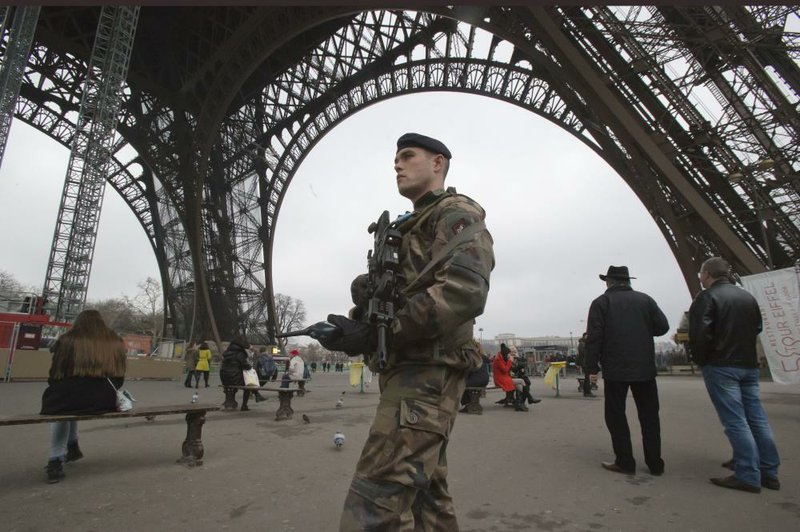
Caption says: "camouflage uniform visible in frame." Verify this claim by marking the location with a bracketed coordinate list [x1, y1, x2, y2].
[340, 187, 494, 531]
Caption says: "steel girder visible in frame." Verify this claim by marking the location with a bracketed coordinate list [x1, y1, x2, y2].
[8, 6, 799, 342]
[0, 6, 40, 166]
[42, 6, 140, 323]
[15, 43, 190, 337]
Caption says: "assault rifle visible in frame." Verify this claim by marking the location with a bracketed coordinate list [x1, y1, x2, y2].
[366, 210, 405, 371]
[276, 210, 405, 370]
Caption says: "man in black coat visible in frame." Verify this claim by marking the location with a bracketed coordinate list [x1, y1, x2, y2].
[586, 265, 670, 476]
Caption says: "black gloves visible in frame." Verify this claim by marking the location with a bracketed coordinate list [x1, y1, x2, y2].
[318, 314, 377, 355]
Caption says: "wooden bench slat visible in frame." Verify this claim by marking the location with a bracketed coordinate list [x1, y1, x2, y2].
[0, 404, 220, 426]
[226, 386, 310, 393]
[0, 404, 219, 467]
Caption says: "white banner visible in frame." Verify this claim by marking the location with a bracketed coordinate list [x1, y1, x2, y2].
[741, 266, 800, 385]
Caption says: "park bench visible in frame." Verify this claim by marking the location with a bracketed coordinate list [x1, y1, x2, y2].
[0, 403, 220, 467]
[461, 385, 498, 415]
[221, 379, 308, 421]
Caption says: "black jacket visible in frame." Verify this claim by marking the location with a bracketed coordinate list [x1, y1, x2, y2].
[585, 284, 669, 381]
[219, 341, 252, 386]
[688, 278, 762, 368]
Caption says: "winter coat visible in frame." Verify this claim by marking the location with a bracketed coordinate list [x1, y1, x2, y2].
[256, 353, 277, 380]
[492, 352, 515, 392]
[41, 335, 126, 415]
[41, 377, 124, 415]
[184, 346, 199, 370]
[219, 342, 252, 386]
[195, 348, 212, 372]
[576, 335, 587, 367]
[288, 355, 305, 381]
[688, 278, 762, 368]
[585, 284, 669, 381]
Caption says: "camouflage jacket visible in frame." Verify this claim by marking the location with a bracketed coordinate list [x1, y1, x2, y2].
[367, 187, 494, 373]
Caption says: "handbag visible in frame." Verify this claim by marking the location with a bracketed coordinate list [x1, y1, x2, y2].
[243, 368, 260, 387]
[107, 378, 136, 412]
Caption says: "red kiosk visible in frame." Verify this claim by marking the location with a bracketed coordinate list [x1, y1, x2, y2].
[1, 295, 71, 382]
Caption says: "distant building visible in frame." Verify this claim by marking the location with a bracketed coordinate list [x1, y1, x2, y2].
[123, 334, 152, 356]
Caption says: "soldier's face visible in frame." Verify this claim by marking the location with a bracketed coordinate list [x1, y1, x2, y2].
[394, 147, 444, 202]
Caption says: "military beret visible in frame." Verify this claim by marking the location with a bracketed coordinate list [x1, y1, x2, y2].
[396, 132, 452, 159]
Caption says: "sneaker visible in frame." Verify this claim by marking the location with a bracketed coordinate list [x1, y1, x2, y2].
[65, 441, 83, 463]
[45, 459, 65, 484]
[583, 392, 597, 398]
[761, 476, 780, 491]
[240, 405, 250, 411]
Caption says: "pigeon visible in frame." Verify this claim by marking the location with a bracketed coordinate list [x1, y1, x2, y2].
[302, 414, 310, 424]
[334, 430, 345, 448]
[336, 397, 344, 408]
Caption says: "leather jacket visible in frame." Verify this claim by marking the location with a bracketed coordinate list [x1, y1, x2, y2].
[688, 278, 762, 368]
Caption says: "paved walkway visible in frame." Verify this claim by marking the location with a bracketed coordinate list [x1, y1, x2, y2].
[0, 372, 797, 531]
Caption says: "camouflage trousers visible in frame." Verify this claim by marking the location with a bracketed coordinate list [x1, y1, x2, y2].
[339, 364, 468, 532]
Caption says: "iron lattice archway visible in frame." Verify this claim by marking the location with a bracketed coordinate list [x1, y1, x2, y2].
[12, 5, 799, 342]
[213, 7, 800, 339]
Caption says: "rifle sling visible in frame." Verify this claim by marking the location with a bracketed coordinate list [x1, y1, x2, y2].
[401, 220, 486, 295]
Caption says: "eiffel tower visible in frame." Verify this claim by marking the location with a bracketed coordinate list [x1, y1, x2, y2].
[1, 6, 797, 347]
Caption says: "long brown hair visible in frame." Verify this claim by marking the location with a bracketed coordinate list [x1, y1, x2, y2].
[49, 309, 126, 380]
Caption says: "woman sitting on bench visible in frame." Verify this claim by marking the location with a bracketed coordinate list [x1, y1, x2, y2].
[492, 343, 528, 412]
[40, 309, 127, 483]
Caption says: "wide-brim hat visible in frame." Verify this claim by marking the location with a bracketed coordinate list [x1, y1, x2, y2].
[599, 265, 636, 281]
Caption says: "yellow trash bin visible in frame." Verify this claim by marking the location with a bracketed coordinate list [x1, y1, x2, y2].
[349, 361, 365, 387]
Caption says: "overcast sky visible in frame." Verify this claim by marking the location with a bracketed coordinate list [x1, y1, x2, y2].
[0, 91, 692, 342]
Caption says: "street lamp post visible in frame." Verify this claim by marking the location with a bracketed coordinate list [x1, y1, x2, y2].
[479, 327, 483, 344]
[570, 331, 574, 352]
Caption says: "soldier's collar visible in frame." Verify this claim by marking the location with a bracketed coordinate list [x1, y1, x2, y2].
[413, 187, 456, 211]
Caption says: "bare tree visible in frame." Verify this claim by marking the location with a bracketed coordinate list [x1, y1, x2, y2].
[89, 297, 138, 332]
[1, 270, 39, 312]
[0, 270, 37, 294]
[303, 342, 323, 362]
[133, 277, 164, 344]
[274, 293, 306, 351]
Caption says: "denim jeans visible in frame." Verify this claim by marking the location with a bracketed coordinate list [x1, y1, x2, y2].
[49, 421, 78, 461]
[702, 366, 780, 486]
